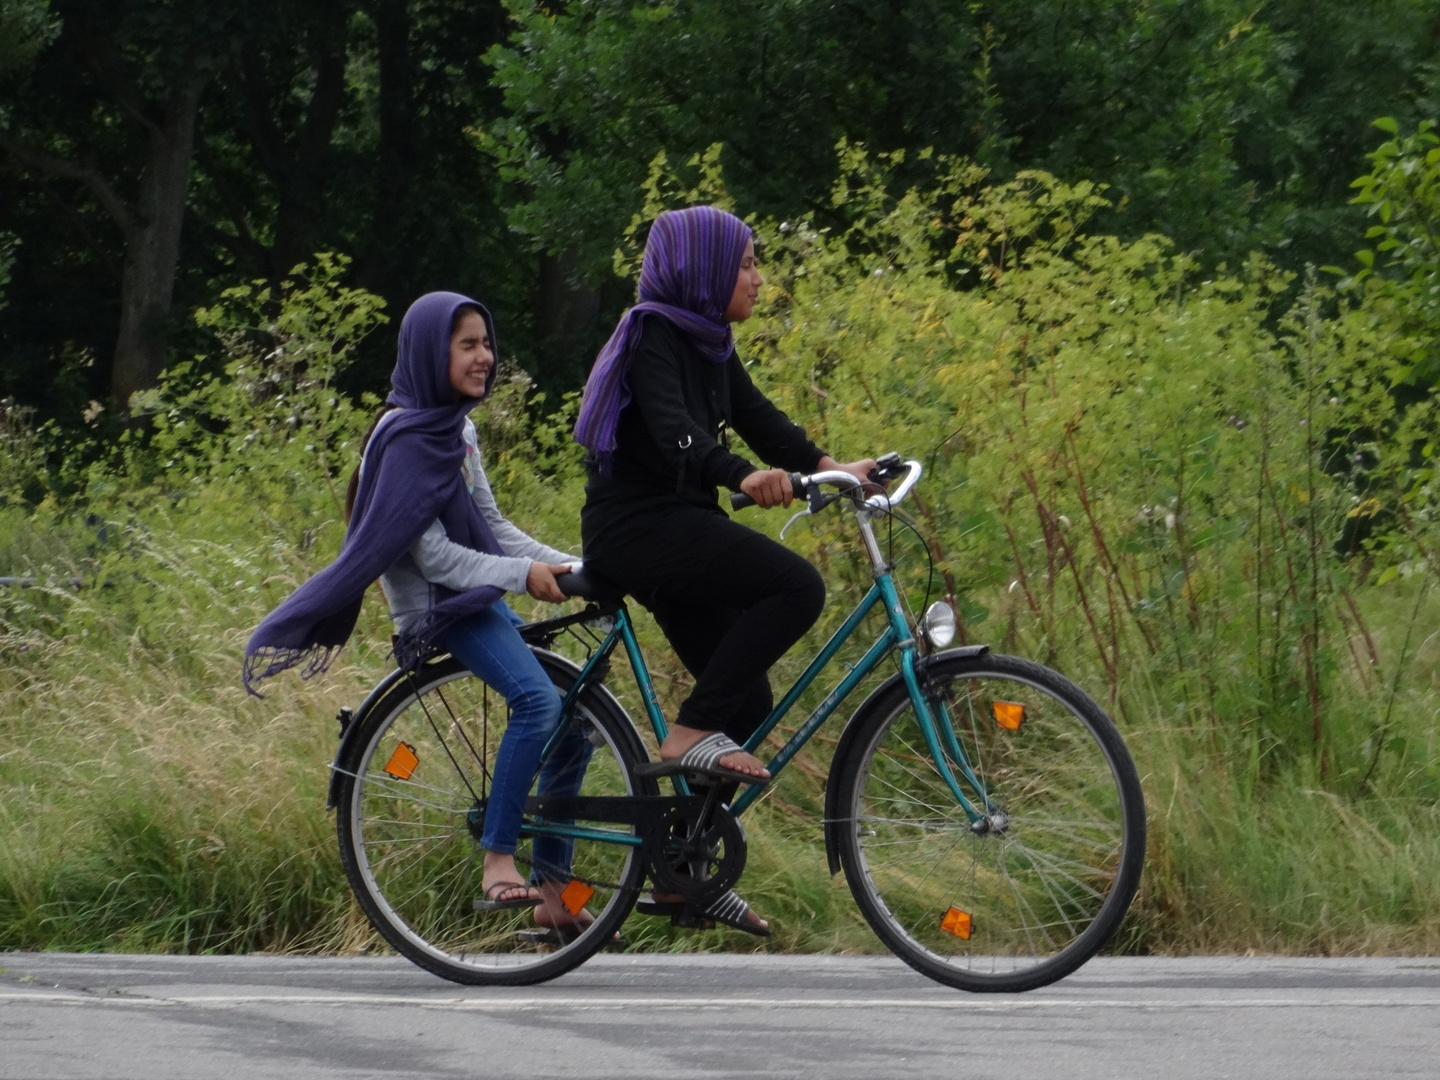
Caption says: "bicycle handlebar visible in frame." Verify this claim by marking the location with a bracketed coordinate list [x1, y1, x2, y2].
[727, 455, 922, 513]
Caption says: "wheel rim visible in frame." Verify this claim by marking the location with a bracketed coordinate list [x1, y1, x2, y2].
[346, 665, 638, 976]
[849, 666, 1136, 984]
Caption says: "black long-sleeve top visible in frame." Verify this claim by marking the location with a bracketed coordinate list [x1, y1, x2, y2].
[580, 315, 826, 570]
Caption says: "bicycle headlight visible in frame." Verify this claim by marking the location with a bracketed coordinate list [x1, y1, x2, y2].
[921, 600, 957, 648]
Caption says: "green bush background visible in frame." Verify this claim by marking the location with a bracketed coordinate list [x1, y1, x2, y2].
[1, 139, 1437, 956]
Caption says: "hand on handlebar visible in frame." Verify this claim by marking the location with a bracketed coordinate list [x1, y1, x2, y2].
[738, 468, 796, 509]
[817, 455, 885, 496]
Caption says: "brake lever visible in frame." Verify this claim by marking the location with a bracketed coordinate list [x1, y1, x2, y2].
[780, 491, 844, 539]
[779, 507, 811, 540]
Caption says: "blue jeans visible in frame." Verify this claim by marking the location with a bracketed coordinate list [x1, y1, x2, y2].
[442, 604, 593, 882]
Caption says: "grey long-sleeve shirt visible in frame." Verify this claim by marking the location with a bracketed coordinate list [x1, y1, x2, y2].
[367, 412, 578, 632]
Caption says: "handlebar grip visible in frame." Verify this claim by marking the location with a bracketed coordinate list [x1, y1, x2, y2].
[729, 472, 805, 511]
[729, 491, 755, 510]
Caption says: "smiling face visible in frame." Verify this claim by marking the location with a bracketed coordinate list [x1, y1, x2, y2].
[723, 239, 763, 322]
[447, 309, 494, 398]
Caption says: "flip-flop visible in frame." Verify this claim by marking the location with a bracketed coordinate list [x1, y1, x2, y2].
[632, 732, 770, 786]
[474, 880, 543, 911]
[634, 888, 771, 938]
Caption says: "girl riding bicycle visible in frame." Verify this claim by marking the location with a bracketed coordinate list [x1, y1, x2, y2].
[574, 206, 874, 933]
[244, 291, 587, 933]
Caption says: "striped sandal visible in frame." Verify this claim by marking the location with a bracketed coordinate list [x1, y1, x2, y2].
[632, 732, 770, 786]
[634, 888, 771, 938]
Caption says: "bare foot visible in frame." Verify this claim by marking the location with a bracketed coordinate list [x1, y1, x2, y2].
[534, 883, 626, 947]
[534, 881, 588, 929]
[658, 727, 770, 780]
[482, 851, 540, 904]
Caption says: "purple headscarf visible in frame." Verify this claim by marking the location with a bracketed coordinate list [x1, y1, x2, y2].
[243, 291, 505, 693]
[574, 206, 751, 470]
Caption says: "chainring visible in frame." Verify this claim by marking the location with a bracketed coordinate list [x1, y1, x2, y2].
[644, 803, 746, 905]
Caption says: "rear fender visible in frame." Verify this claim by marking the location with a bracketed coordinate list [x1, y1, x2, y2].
[326, 657, 459, 811]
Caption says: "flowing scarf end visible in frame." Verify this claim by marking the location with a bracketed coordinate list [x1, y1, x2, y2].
[243, 644, 341, 698]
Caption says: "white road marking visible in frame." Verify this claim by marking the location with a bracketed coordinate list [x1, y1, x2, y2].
[2, 992, 1438, 1011]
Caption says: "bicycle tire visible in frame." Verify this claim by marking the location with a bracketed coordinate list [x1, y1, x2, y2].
[334, 649, 653, 985]
[833, 651, 1145, 993]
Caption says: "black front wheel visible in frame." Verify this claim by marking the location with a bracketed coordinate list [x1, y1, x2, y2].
[832, 651, 1145, 993]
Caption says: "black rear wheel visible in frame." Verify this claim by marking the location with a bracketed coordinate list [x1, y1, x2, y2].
[334, 651, 652, 985]
[833, 651, 1145, 992]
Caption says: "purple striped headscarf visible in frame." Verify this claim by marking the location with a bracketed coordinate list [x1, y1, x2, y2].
[574, 206, 751, 470]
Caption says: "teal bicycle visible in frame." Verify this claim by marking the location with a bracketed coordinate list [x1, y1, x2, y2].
[329, 454, 1146, 993]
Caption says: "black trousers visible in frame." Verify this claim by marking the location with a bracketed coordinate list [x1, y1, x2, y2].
[588, 518, 825, 745]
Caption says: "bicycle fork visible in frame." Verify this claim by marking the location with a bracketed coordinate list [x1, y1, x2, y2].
[872, 569, 1007, 833]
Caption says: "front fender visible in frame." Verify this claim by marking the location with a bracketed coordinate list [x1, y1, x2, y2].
[821, 644, 989, 876]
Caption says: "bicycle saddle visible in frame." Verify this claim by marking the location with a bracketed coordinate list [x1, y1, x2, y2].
[555, 564, 626, 603]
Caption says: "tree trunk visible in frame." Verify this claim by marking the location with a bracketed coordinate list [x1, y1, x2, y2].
[355, 0, 415, 299]
[266, 1, 351, 281]
[532, 250, 603, 391]
[109, 76, 207, 411]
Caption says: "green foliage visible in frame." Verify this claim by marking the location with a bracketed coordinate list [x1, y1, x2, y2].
[1348, 118, 1440, 391]
[0, 397, 45, 508]
[125, 252, 389, 503]
[5, 0, 1438, 423]
[484, 0, 1439, 289]
[0, 0, 58, 79]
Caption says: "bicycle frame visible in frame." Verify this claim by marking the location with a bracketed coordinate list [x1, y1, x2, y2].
[524, 466, 995, 854]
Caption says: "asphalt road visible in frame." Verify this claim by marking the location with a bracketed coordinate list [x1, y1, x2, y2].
[2, 953, 1437, 1079]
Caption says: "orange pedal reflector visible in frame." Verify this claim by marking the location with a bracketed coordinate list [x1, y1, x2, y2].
[940, 906, 974, 940]
[383, 741, 419, 780]
[560, 879, 595, 915]
[992, 701, 1026, 731]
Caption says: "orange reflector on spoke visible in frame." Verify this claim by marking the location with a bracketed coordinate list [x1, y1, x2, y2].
[560, 879, 595, 915]
[940, 906, 973, 940]
[383, 741, 419, 780]
[992, 701, 1026, 731]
